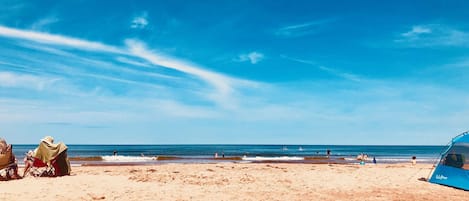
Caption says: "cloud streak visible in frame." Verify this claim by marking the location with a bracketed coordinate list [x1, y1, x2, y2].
[30, 16, 59, 30]
[0, 25, 124, 53]
[274, 18, 336, 38]
[282, 56, 362, 82]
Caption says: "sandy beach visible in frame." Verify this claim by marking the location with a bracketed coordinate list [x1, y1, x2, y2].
[0, 163, 466, 201]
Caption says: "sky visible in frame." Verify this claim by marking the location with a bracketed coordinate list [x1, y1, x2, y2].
[1, 0, 469, 145]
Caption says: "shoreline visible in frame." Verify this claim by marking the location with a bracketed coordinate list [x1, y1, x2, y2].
[16, 155, 439, 167]
[64, 155, 437, 165]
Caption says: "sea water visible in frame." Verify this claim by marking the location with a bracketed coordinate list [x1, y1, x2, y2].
[11, 144, 446, 165]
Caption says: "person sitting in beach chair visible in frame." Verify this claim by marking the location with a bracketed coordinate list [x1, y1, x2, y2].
[24, 136, 71, 177]
[0, 138, 21, 180]
[443, 151, 465, 169]
[23, 150, 34, 177]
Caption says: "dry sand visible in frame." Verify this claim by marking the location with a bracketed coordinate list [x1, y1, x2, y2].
[0, 163, 467, 201]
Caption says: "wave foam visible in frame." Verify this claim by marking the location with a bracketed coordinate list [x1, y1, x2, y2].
[101, 155, 156, 162]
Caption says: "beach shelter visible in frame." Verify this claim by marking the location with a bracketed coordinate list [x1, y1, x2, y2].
[429, 131, 469, 190]
[32, 136, 71, 176]
[0, 140, 15, 178]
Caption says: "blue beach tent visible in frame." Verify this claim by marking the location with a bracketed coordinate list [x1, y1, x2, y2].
[429, 131, 469, 190]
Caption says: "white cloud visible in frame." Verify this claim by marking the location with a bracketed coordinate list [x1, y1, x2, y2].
[396, 24, 469, 47]
[238, 52, 264, 64]
[131, 13, 149, 29]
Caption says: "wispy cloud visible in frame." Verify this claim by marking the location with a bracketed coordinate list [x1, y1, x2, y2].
[125, 39, 238, 107]
[282, 55, 362, 82]
[401, 25, 432, 37]
[130, 12, 149, 29]
[0, 25, 247, 107]
[15, 42, 74, 57]
[395, 24, 469, 47]
[275, 18, 336, 38]
[237, 52, 264, 64]
[30, 16, 59, 30]
[0, 71, 60, 90]
[0, 25, 124, 53]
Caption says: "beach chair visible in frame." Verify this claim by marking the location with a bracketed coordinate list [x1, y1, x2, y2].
[27, 136, 71, 177]
[26, 156, 53, 177]
[0, 144, 20, 180]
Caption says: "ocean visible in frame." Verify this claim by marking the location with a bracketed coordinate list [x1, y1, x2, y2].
[11, 144, 447, 165]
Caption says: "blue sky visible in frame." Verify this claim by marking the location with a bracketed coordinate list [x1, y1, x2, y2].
[1, 0, 469, 144]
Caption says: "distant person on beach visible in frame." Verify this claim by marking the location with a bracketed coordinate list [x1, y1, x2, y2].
[214, 152, 218, 158]
[222, 152, 225, 158]
[326, 149, 331, 158]
[412, 156, 417, 166]
[113, 150, 117, 156]
[373, 157, 377, 164]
